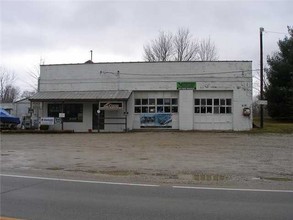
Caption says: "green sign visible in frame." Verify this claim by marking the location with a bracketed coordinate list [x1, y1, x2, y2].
[177, 82, 196, 90]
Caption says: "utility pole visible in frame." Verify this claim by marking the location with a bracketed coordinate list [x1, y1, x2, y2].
[260, 27, 264, 128]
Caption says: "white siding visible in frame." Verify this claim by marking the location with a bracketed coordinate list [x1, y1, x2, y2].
[37, 61, 252, 131]
[40, 62, 252, 92]
[179, 90, 194, 130]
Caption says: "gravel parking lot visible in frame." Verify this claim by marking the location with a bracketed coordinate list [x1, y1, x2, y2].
[1, 132, 293, 189]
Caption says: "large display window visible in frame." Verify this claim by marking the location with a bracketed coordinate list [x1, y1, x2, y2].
[48, 104, 83, 122]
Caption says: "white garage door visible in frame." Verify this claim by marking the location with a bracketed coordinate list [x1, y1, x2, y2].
[193, 91, 233, 130]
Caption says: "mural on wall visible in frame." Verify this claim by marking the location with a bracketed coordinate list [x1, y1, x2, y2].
[140, 113, 172, 128]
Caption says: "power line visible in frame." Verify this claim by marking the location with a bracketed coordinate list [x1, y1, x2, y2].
[40, 69, 260, 83]
[118, 69, 260, 76]
[264, 30, 288, 35]
[41, 79, 252, 84]
[38, 68, 259, 88]
[253, 74, 261, 81]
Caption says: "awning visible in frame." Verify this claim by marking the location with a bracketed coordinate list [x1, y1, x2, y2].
[30, 90, 132, 101]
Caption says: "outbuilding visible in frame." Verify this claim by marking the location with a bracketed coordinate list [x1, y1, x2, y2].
[30, 61, 253, 132]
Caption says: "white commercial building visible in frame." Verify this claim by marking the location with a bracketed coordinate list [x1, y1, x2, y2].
[30, 61, 253, 132]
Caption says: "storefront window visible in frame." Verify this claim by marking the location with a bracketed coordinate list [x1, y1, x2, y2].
[48, 103, 83, 122]
[48, 104, 62, 118]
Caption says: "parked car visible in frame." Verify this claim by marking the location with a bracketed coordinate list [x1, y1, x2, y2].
[0, 108, 20, 129]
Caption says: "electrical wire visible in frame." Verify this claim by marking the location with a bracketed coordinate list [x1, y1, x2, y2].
[264, 30, 288, 35]
[40, 69, 260, 83]
[41, 79, 252, 84]
[118, 69, 259, 76]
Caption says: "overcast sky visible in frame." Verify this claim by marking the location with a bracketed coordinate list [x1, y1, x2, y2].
[1, 0, 292, 94]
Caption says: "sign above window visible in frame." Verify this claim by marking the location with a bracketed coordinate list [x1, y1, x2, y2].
[99, 102, 123, 110]
[177, 82, 196, 90]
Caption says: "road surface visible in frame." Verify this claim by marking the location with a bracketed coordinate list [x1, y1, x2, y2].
[1, 174, 293, 220]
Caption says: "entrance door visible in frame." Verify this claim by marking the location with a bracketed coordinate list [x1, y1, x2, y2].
[92, 104, 105, 130]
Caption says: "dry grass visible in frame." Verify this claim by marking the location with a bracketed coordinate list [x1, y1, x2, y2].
[252, 118, 293, 133]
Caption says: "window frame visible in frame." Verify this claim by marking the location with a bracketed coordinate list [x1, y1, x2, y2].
[194, 98, 232, 115]
[134, 98, 178, 114]
[48, 103, 83, 122]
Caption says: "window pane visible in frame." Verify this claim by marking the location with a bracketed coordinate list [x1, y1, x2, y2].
[157, 106, 164, 113]
[201, 99, 206, 105]
[214, 99, 219, 105]
[226, 99, 232, 106]
[135, 99, 141, 105]
[195, 99, 200, 105]
[214, 107, 219, 114]
[172, 106, 178, 113]
[164, 98, 171, 105]
[149, 98, 155, 105]
[77, 113, 83, 121]
[63, 104, 83, 122]
[142, 99, 148, 105]
[220, 99, 225, 105]
[142, 106, 148, 113]
[172, 98, 178, 105]
[207, 107, 212, 113]
[149, 106, 155, 113]
[157, 98, 163, 105]
[220, 107, 225, 113]
[226, 107, 232, 114]
[201, 106, 206, 113]
[135, 107, 141, 113]
[195, 107, 200, 113]
[164, 106, 170, 113]
[48, 104, 62, 117]
[207, 99, 212, 105]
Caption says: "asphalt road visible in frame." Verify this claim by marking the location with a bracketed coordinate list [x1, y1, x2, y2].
[1, 175, 293, 220]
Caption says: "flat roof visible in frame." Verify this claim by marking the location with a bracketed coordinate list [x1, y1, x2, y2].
[41, 60, 252, 67]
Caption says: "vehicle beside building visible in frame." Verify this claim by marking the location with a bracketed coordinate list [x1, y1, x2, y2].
[0, 98, 31, 129]
[0, 108, 20, 129]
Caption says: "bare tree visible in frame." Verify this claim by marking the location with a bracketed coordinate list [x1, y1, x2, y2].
[0, 67, 20, 103]
[143, 31, 173, 62]
[143, 28, 218, 62]
[2, 85, 19, 102]
[25, 57, 44, 92]
[198, 37, 218, 61]
[173, 28, 199, 61]
[26, 65, 40, 92]
[21, 90, 36, 99]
